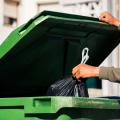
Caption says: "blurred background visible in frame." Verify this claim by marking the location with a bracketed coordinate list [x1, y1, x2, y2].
[0, 0, 120, 97]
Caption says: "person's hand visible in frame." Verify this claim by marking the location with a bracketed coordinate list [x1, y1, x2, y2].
[72, 64, 99, 80]
[99, 11, 120, 27]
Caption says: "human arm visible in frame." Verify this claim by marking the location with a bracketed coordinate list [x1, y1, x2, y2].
[72, 12, 120, 82]
[99, 66, 120, 82]
[72, 64, 120, 83]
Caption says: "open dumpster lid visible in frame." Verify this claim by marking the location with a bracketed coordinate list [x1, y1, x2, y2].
[0, 11, 120, 97]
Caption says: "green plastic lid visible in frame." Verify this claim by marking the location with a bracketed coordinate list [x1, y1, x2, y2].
[0, 11, 120, 97]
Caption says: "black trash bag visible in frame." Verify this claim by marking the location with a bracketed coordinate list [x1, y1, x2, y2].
[47, 75, 89, 97]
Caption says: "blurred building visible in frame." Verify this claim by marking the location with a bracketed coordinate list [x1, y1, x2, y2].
[0, 0, 120, 97]
[0, 0, 104, 44]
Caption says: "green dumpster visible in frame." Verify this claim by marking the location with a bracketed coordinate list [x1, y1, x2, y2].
[0, 97, 119, 120]
[0, 11, 120, 119]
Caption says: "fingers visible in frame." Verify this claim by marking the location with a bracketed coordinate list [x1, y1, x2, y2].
[99, 12, 105, 20]
[98, 11, 118, 26]
[72, 64, 84, 79]
[99, 14, 105, 20]
[99, 13, 107, 21]
[75, 70, 81, 79]
[72, 64, 80, 75]
[73, 69, 86, 79]
[99, 11, 112, 22]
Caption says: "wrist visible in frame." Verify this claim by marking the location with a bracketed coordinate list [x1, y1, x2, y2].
[95, 67, 99, 77]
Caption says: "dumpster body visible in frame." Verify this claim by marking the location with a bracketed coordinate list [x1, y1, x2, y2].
[0, 11, 120, 119]
[0, 97, 120, 120]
